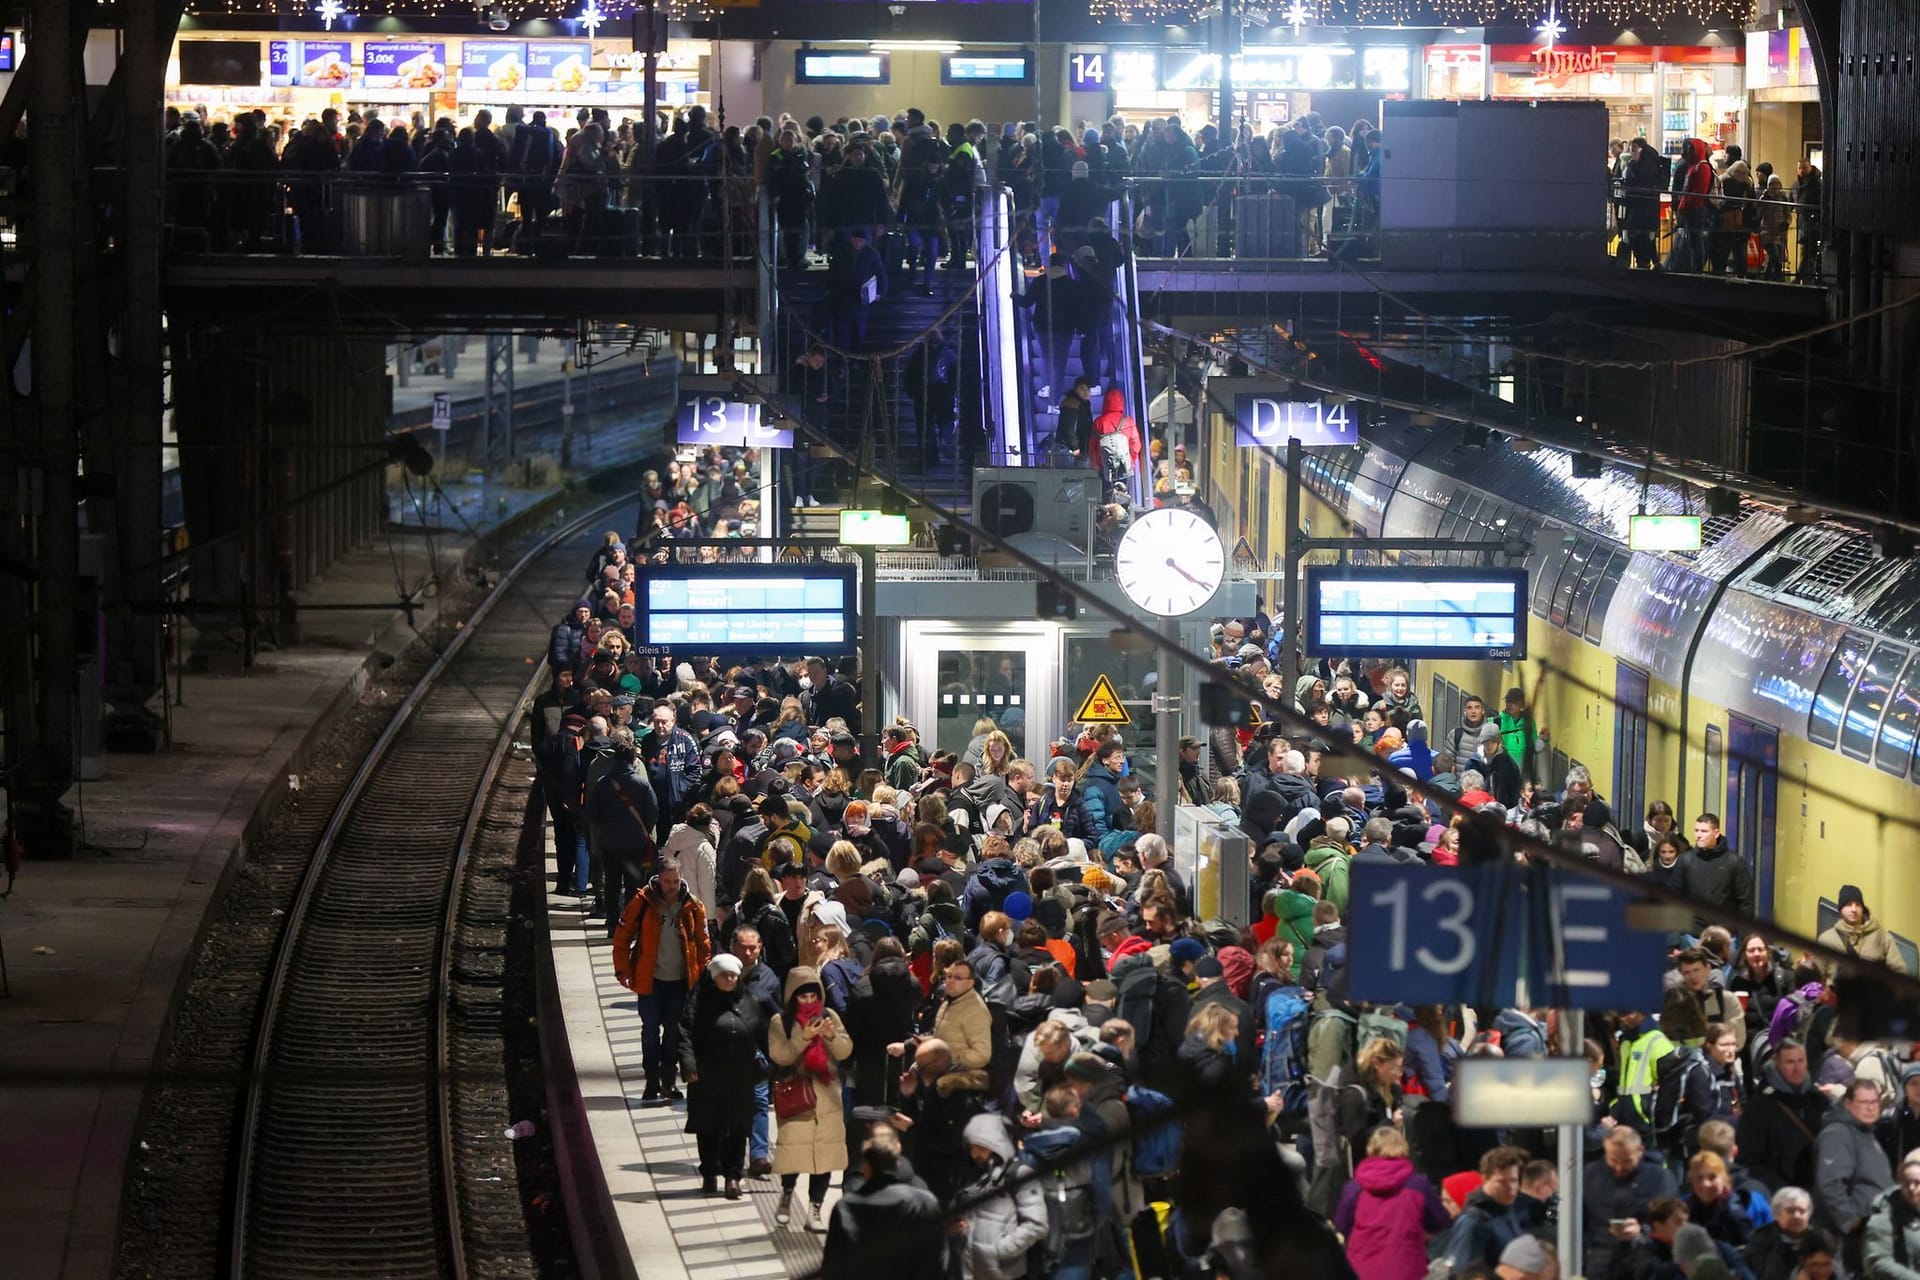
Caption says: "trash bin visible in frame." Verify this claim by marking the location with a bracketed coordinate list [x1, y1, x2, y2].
[338, 184, 431, 262]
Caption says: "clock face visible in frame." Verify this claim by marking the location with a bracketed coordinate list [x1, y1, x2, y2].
[1115, 507, 1226, 617]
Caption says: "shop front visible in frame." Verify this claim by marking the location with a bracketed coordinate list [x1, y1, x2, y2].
[1083, 42, 1414, 135]
[1485, 42, 1743, 157]
[166, 32, 714, 132]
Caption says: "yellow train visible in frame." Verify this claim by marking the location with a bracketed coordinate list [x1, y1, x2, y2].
[1207, 406, 1920, 960]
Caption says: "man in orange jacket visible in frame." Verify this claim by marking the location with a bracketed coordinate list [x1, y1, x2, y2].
[612, 857, 712, 1101]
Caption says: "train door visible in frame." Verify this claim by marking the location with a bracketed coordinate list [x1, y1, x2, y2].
[1613, 664, 1649, 833]
[1725, 715, 1780, 918]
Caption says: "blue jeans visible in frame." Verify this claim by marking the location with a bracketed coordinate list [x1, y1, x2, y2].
[1054, 1238, 1096, 1280]
[751, 1076, 771, 1161]
[635, 978, 689, 1091]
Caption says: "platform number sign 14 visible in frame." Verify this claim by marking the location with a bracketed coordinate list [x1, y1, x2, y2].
[1070, 51, 1105, 92]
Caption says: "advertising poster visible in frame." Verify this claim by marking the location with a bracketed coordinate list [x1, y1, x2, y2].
[526, 42, 592, 93]
[271, 40, 352, 88]
[362, 42, 446, 90]
[462, 41, 528, 92]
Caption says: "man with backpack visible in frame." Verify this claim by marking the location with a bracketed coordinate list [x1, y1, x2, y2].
[1089, 388, 1141, 491]
[1022, 1083, 1111, 1280]
[1109, 944, 1193, 1092]
[1737, 1039, 1827, 1193]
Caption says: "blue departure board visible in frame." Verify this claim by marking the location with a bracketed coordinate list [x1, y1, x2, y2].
[1306, 566, 1528, 660]
[640, 565, 858, 656]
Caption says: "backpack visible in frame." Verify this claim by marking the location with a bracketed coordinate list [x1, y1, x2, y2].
[1705, 166, 1726, 213]
[1098, 425, 1133, 475]
[1115, 960, 1187, 1084]
[1358, 1008, 1409, 1052]
[1125, 1084, 1182, 1178]
[1259, 985, 1312, 1095]
[1022, 1131, 1097, 1265]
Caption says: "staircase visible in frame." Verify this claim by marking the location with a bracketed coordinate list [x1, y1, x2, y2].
[769, 257, 980, 520]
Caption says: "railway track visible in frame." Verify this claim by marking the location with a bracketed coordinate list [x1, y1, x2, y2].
[225, 494, 635, 1280]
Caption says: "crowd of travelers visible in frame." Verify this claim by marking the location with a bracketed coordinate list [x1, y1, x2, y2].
[528, 539, 1918, 1279]
[1609, 137, 1823, 281]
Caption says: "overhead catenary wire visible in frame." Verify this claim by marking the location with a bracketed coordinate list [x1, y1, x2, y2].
[727, 367, 1920, 1006]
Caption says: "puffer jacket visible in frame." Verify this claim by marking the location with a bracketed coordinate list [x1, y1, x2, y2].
[1816, 1105, 1894, 1235]
[1334, 1155, 1451, 1280]
[612, 876, 711, 995]
[1864, 1183, 1920, 1280]
[1304, 841, 1351, 915]
[933, 984, 995, 1074]
[660, 820, 720, 918]
[957, 1114, 1049, 1280]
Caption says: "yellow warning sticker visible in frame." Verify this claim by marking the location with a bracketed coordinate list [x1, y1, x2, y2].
[1074, 674, 1131, 725]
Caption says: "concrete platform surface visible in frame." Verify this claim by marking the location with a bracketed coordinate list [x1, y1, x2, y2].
[544, 848, 836, 1280]
[0, 512, 536, 1280]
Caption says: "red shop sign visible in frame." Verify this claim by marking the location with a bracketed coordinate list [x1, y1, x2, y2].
[1490, 43, 1740, 66]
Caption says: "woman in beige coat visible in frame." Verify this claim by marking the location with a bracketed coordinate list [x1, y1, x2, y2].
[766, 965, 853, 1232]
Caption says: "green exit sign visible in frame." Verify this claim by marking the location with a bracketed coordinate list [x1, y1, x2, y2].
[1628, 514, 1703, 552]
[839, 509, 911, 546]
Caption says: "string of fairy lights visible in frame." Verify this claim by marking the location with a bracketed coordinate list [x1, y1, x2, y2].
[1087, 0, 1753, 27]
[210, 0, 713, 22]
[199, 0, 1751, 22]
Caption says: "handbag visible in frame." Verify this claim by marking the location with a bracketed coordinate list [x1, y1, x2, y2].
[772, 1073, 817, 1121]
[1746, 233, 1766, 271]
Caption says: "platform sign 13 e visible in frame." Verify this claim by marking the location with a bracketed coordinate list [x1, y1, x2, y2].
[675, 393, 792, 448]
[1233, 394, 1359, 448]
[1345, 861, 1666, 1011]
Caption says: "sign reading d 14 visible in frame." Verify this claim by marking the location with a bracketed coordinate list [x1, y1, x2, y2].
[1233, 394, 1359, 448]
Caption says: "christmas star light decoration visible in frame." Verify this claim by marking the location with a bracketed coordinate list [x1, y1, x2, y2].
[1283, 0, 1312, 36]
[1536, 0, 1566, 48]
[314, 0, 343, 30]
[578, 0, 607, 36]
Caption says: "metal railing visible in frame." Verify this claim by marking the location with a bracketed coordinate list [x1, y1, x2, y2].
[157, 168, 761, 259]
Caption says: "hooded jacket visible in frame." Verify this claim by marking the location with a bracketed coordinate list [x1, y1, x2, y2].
[1864, 1184, 1920, 1280]
[958, 1114, 1049, 1280]
[1090, 388, 1141, 475]
[1335, 1156, 1453, 1280]
[1303, 841, 1352, 915]
[822, 1171, 944, 1280]
[1676, 138, 1716, 215]
[1814, 1101, 1894, 1234]
[660, 820, 721, 917]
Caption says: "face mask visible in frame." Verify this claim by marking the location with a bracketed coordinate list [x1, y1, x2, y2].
[798, 677, 813, 691]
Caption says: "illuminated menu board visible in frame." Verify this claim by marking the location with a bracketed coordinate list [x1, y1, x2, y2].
[362, 42, 447, 90]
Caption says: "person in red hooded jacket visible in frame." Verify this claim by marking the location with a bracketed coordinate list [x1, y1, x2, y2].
[1671, 137, 1716, 273]
[1090, 387, 1141, 488]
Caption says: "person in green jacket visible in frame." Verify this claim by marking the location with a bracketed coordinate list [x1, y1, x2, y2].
[1497, 686, 1540, 784]
[1303, 820, 1353, 917]
[1268, 883, 1319, 981]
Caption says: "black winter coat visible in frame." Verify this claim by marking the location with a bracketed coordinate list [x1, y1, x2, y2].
[678, 973, 769, 1135]
[846, 956, 924, 1106]
[1734, 1065, 1826, 1193]
[587, 753, 659, 850]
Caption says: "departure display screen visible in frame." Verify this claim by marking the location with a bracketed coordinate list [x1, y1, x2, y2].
[1306, 566, 1529, 660]
[640, 565, 858, 656]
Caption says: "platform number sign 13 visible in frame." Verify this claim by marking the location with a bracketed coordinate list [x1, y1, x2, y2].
[1070, 50, 1105, 93]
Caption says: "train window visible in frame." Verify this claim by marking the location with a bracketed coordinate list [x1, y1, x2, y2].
[1875, 669, 1920, 777]
[1527, 527, 1565, 618]
[1549, 537, 1593, 629]
[1808, 632, 1871, 750]
[1839, 643, 1908, 762]
[1580, 550, 1628, 644]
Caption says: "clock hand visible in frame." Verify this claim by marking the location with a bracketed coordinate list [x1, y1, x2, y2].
[1163, 557, 1209, 588]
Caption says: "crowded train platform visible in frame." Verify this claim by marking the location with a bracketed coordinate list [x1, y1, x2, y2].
[5, 3, 1917, 1280]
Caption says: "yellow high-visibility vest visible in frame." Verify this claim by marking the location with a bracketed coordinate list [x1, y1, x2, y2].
[1618, 1027, 1674, 1124]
